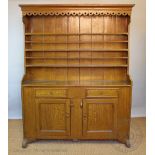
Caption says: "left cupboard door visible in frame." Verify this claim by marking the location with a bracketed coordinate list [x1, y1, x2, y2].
[35, 99, 71, 138]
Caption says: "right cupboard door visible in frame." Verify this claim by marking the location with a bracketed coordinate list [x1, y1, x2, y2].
[83, 99, 118, 139]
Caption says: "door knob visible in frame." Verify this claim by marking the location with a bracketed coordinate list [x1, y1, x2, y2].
[80, 101, 83, 108]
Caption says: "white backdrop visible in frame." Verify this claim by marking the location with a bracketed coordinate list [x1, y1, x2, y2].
[8, 0, 146, 119]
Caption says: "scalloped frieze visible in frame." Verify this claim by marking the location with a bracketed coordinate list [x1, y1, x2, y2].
[22, 10, 131, 16]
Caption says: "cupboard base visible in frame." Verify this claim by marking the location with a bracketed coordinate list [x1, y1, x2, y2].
[22, 138, 131, 148]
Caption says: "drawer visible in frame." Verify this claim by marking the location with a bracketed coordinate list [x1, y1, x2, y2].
[86, 88, 118, 98]
[35, 89, 67, 98]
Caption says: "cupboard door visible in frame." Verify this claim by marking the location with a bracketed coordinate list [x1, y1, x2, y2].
[35, 99, 70, 137]
[83, 99, 118, 139]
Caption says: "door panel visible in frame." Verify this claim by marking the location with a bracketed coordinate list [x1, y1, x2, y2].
[35, 99, 70, 137]
[83, 99, 117, 138]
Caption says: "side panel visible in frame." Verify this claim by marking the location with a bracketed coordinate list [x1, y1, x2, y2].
[117, 86, 132, 142]
[22, 87, 36, 139]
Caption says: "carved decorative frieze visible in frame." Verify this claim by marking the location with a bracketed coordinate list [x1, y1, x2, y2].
[22, 10, 131, 16]
[20, 4, 134, 17]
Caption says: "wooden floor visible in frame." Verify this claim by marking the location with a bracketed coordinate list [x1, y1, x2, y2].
[9, 118, 145, 155]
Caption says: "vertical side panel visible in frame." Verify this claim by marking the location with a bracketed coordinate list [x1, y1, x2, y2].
[22, 87, 36, 138]
[117, 87, 132, 142]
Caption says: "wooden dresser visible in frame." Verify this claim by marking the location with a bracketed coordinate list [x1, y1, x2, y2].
[20, 4, 134, 148]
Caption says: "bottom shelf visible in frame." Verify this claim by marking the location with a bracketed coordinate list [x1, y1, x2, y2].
[22, 80, 131, 86]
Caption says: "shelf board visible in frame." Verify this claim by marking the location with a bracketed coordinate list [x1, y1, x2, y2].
[25, 41, 128, 44]
[25, 33, 128, 36]
[26, 57, 128, 59]
[26, 64, 128, 68]
[22, 80, 131, 86]
[25, 49, 128, 52]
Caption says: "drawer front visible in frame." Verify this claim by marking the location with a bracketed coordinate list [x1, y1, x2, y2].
[86, 88, 118, 98]
[35, 89, 67, 98]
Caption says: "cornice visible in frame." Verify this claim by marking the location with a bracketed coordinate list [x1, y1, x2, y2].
[20, 4, 134, 17]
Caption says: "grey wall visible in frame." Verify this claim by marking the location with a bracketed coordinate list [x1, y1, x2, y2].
[8, 0, 146, 118]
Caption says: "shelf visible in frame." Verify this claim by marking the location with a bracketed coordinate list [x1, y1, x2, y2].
[25, 33, 128, 36]
[26, 57, 128, 59]
[25, 49, 128, 52]
[25, 41, 128, 44]
[22, 80, 131, 86]
[26, 64, 128, 68]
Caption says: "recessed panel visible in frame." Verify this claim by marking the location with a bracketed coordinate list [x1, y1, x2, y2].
[40, 103, 66, 131]
[87, 103, 113, 131]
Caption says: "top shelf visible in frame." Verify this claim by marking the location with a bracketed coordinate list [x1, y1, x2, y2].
[25, 33, 128, 36]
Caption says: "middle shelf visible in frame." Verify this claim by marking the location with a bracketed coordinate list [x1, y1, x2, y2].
[25, 57, 128, 60]
[25, 49, 128, 52]
[25, 32, 128, 36]
[26, 64, 128, 68]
